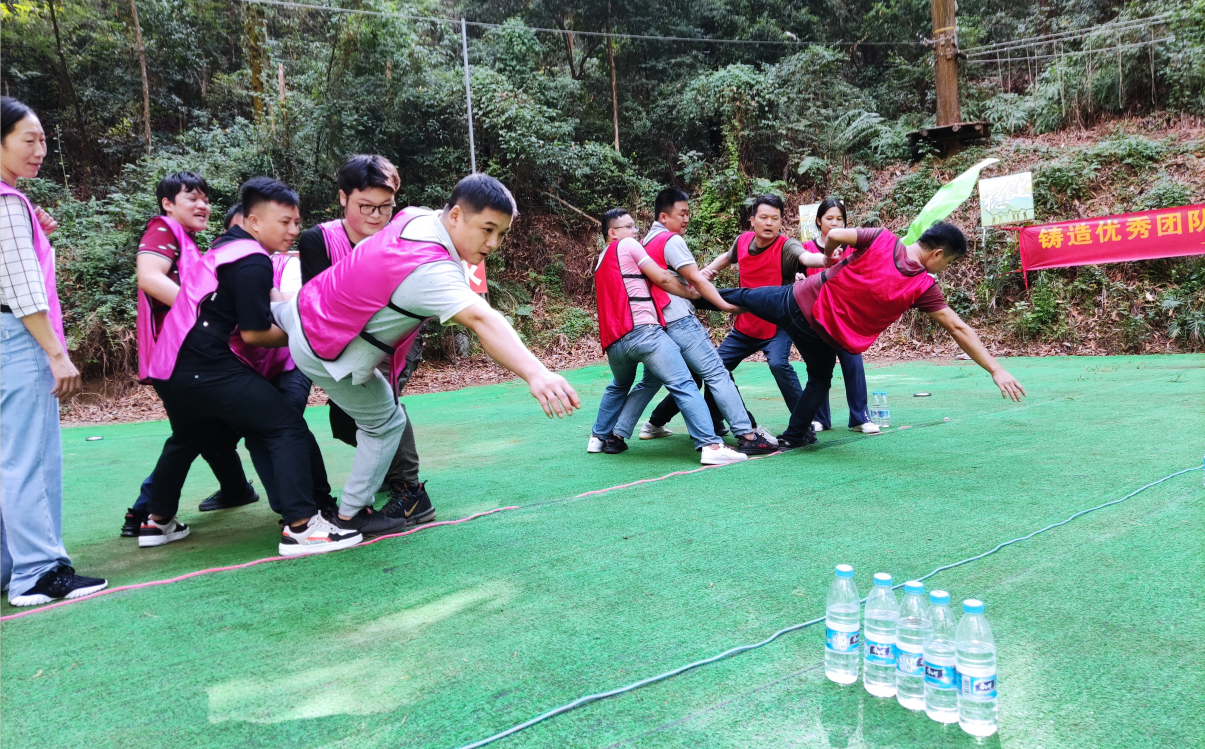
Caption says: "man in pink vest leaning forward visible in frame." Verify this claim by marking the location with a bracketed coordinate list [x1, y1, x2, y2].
[717, 222, 1026, 448]
[297, 154, 434, 523]
[276, 172, 580, 530]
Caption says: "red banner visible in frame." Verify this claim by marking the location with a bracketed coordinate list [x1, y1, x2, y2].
[1018, 204, 1205, 272]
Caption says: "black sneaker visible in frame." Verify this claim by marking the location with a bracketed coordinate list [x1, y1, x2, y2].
[198, 481, 259, 512]
[121, 507, 149, 538]
[737, 433, 779, 455]
[775, 430, 818, 450]
[9, 565, 108, 607]
[331, 506, 410, 538]
[603, 434, 629, 454]
[380, 481, 437, 527]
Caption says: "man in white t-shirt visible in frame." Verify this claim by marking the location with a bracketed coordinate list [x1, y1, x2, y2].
[277, 174, 579, 538]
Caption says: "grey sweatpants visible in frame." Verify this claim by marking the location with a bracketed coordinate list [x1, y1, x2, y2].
[279, 304, 406, 517]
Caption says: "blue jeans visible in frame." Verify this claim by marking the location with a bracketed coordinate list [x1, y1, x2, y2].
[614, 316, 751, 438]
[814, 349, 871, 429]
[1, 313, 72, 597]
[592, 325, 720, 450]
[717, 286, 842, 442]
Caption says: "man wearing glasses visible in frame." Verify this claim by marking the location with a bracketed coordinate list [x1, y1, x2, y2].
[296, 155, 435, 529]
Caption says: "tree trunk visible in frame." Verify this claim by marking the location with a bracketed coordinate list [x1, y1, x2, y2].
[46, 0, 92, 176]
[608, 6, 619, 153]
[128, 0, 152, 156]
[245, 4, 266, 123]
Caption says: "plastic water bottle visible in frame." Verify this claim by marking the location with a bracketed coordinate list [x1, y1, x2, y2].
[896, 580, 931, 710]
[956, 599, 998, 737]
[825, 564, 861, 685]
[924, 590, 959, 723]
[870, 392, 882, 426]
[862, 572, 899, 697]
[878, 392, 890, 428]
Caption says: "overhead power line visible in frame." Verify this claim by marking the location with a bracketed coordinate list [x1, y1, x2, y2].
[236, 0, 921, 47]
[963, 12, 1177, 56]
[966, 36, 1173, 64]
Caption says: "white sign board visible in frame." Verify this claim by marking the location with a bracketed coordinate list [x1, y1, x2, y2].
[798, 203, 821, 242]
[978, 172, 1034, 227]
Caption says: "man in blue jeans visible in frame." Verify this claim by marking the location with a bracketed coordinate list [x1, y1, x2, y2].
[609, 189, 776, 455]
[645, 194, 808, 439]
[590, 208, 764, 465]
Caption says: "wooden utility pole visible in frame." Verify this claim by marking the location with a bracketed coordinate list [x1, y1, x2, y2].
[608, 2, 619, 153]
[128, 0, 152, 156]
[931, 0, 961, 126]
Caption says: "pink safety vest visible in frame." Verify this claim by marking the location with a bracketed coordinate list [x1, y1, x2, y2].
[296, 208, 449, 392]
[135, 215, 203, 383]
[146, 239, 269, 380]
[319, 219, 354, 264]
[810, 230, 936, 354]
[226, 252, 296, 381]
[0, 181, 67, 351]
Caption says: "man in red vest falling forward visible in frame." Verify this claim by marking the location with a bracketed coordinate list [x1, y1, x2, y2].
[717, 222, 1026, 448]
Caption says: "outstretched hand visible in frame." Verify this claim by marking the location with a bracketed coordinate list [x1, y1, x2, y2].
[992, 369, 1026, 402]
[528, 370, 581, 418]
[700, 267, 718, 282]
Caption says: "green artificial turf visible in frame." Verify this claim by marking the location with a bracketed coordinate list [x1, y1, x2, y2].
[1, 355, 1202, 749]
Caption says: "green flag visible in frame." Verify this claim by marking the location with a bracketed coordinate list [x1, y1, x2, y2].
[901, 158, 999, 244]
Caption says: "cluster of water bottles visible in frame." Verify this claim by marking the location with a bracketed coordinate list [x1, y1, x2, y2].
[824, 565, 998, 737]
[870, 392, 891, 428]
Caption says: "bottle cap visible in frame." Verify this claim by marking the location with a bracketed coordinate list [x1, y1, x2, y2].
[929, 590, 950, 604]
[904, 580, 924, 594]
[873, 572, 892, 586]
[963, 598, 985, 614]
[835, 564, 854, 578]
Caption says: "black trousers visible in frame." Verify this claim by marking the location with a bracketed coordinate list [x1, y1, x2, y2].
[149, 364, 316, 524]
[245, 368, 333, 514]
[717, 286, 840, 442]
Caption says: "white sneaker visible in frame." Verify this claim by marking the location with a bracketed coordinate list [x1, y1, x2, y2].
[851, 422, 881, 434]
[587, 435, 605, 453]
[811, 420, 827, 432]
[138, 516, 190, 548]
[639, 422, 674, 440]
[700, 443, 749, 465]
[279, 514, 362, 557]
[753, 425, 779, 447]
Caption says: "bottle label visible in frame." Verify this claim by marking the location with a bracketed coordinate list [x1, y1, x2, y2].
[896, 649, 925, 676]
[959, 671, 997, 700]
[826, 627, 859, 653]
[924, 661, 957, 689]
[864, 640, 896, 665]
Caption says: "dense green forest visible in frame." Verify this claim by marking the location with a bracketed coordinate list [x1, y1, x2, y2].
[4, 0, 1205, 376]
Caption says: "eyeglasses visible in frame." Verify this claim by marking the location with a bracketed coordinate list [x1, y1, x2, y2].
[358, 202, 396, 217]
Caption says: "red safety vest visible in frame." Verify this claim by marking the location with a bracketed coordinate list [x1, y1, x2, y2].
[640, 230, 678, 307]
[594, 239, 667, 352]
[811, 230, 936, 354]
[734, 231, 785, 339]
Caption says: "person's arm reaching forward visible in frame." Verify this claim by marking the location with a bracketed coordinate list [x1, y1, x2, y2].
[675, 263, 740, 312]
[452, 304, 581, 418]
[699, 253, 733, 281]
[927, 307, 1026, 401]
[640, 260, 700, 300]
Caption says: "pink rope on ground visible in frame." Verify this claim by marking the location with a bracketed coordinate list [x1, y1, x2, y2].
[0, 506, 519, 622]
[574, 451, 782, 498]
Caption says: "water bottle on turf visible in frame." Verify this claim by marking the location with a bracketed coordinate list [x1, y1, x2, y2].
[896, 580, 931, 710]
[956, 599, 998, 737]
[863, 572, 899, 697]
[924, 590, 959, 723]
[870, 392, 882, 426]
[878, 392, 890, 428]
[825, 564, 861, 685]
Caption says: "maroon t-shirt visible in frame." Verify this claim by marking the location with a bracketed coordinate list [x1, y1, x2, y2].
[793, 229, 947, 349]
[137, 217, 184, 328]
